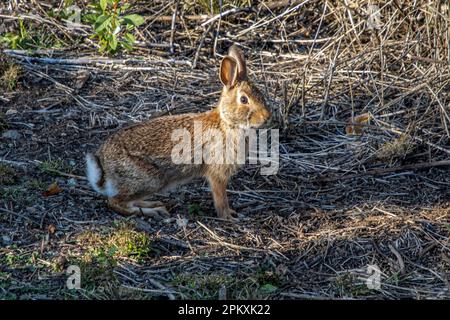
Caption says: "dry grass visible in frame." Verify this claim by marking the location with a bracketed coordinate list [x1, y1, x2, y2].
[0, 0, 449, 299]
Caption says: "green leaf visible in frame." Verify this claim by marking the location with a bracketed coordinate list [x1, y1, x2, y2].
[113, 25, 121, 35]
[83, 13, 98, 24]
[121, 40, 133, 51]
[1, 34, 18, 43]
[123, 33, 135, 44]
[260, 284, 278, 294]
[109, 34, 118, 51]
[94, 15, 111, 33]
[100, 0, 107, 12]
[87, 3, 102, 12]
[1, 34, 20, 49]
[122, 14, 144, 27]
[99, 39, 108, 53]
[108, 246, 117, 256]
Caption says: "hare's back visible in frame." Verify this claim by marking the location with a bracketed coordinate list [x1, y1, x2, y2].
[102, 113, 201, 157]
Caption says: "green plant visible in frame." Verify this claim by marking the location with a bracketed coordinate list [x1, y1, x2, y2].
[188, 203, 204, 215]
[27, 179, 47, 191]
[191, 0, 252, 14]
[47, 0, 77, 21]
[0, 165, 18, 185]
[83, 0, 144, 54]
[38, 159, 71, 176]
[171, 273, 234, 299]
[108, 228, 151, 259]
[91, 247, 118, 268]
[0, 18, 65, 50]
[4, 252, 16, 267]
[259, 283, 278, 295]
[0, 63, 21, 91]
[1, 187, 26, 202]
[76, 227, 152, 262]
[0, 19, 30, 50]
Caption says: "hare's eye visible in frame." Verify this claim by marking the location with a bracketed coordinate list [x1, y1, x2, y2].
[240, 96, 248, 104]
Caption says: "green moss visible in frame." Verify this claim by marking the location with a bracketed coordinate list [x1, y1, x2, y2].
[27, 179, 47, 191]
[1, 186, 25, 202]
[188, 202, 204, 216]
[171, 273, 234, 299]
[76, 227, 152, 262]
[0, 165, 18, 185]
[186, 0, 253, 14]
[0, 63, 21, 91]
[38, 159, 72, 176]
[170, 270, 279, 299]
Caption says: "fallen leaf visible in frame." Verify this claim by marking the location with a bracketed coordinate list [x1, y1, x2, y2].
[43, 182, 62, 197]
[346, 113, 371, 135]
[260, 283, 278, 294]
[366, 4, 383, 30]
[48, 224, 56, 234]
[275, 264, 289, 276]
[74, 70, 90, 89]
[55, 255, 67, 269]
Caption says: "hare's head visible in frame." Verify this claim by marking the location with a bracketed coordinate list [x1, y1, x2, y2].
[218, 45, 271, 129]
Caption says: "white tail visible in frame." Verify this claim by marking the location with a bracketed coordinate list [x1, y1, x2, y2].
[85, 153, 118, 197]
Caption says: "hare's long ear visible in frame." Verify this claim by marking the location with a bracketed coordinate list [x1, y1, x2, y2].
[228, 45, 247, 80]
[220, 56, 238, 88]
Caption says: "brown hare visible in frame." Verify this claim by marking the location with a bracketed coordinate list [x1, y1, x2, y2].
[86, 45, 271, 220]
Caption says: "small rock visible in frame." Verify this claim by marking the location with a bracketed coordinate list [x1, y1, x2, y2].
[218, 284, 227, 300]
[26, 207, 37, 214]
[74, 70, 90, 89]
[2, 235, 12, 245]
[2, 130, 21, 139]
[176, 217, 188, 228]
[55, 255, 67, 269]
[163, 217, 175, 224]
[5, 109, 18, 115]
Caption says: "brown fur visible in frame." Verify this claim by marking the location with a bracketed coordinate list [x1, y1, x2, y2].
[87, 45, 271, 219]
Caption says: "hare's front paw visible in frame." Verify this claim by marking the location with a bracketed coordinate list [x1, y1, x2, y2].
[218, 208, 238, 221]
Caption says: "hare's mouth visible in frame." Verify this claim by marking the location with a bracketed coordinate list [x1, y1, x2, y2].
[254, 121, 270, 129]
[240, 121, 267, 129]
[251, 116, 271, 129]
[244, 111, 267, 129]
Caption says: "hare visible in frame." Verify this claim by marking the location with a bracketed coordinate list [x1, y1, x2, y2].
[86, 45, 271, 220]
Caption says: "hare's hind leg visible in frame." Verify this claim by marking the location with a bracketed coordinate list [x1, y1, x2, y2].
[133, 200, 169, 219]
[107, 197, 133, 216]
[108, 197, 169, 219]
